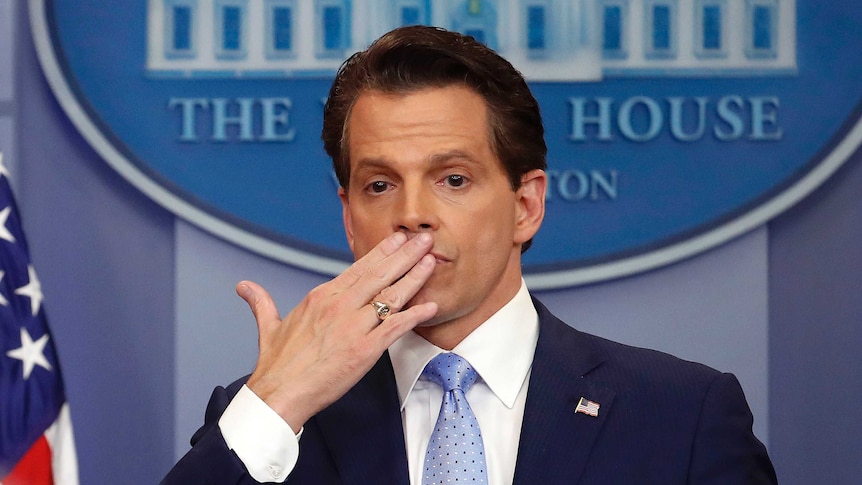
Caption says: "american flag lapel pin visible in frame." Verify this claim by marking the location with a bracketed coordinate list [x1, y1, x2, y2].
[575, 396, 600, 417]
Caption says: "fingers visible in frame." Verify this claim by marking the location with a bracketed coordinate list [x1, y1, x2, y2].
[341, 234, 436, 310]
[236, 280, 281, 330]
[235, 241, 439, 428]
[332, 232, 409, 288]
[334, 233, 433, 293]
[373, 253, 435, 310]
[359, 253, 438, 347]
[354, 249, 435, 329]
[374, 301, 439, 348]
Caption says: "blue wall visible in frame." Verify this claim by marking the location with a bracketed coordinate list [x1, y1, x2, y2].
[10, 2, 175, 481]
[768, 152, 862, 481]
[2, 1, 861, 483]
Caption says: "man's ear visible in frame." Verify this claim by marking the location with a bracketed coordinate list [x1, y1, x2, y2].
[338, 187, 355, 253]
[513, 169, 547, 245]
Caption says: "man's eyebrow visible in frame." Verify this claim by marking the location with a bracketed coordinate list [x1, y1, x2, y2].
[427, 150, 479, 166]
[352, 158, 392, 171]
[353, 150, 479, 170]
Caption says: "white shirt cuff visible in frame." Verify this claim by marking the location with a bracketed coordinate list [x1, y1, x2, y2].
[219, 384, 300, 483]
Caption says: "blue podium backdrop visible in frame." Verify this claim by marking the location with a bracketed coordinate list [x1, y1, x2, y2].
[30, 0, 862, 287]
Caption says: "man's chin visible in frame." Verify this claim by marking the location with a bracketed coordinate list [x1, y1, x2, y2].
[413, 315, 447, 328]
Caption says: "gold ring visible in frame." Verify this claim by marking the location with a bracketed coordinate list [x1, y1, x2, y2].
[370, 301, 391, 321]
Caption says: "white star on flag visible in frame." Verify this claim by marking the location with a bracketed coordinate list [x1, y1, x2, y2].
[0, 152, 9, 179]
[15, 265, 45, 316]
[0, 270, 8, 306]
[6, 327, 53, 380]
[0, 152, 79, 483]
[0, 205, 16, 243]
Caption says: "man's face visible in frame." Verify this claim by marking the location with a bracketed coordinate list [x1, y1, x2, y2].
[339, 86, 545, 336]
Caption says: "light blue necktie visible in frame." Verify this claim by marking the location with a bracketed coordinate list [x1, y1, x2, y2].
[422, 353, 488, 485]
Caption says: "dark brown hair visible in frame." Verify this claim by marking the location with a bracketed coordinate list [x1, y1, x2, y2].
[322, 25, 547, 191]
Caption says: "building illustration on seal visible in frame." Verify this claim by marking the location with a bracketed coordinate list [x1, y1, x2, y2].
[146, 0, 796, 81]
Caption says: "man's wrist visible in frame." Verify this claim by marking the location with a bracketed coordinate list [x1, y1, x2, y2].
[219, 384, 302, 483]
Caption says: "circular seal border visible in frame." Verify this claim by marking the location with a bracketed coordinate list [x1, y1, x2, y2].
[29, 0, 862, 289]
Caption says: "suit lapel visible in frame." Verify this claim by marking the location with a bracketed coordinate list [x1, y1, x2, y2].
[309, 300, 615, 485]
[314, 353, 409, 485]
[512, 299, 616, 485]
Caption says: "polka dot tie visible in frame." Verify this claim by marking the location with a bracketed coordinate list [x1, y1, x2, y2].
[421, 353, 488, 485]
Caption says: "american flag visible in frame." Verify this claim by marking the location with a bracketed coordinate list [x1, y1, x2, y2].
[0, 153, 78, 484]
[575, 397, 600, 417]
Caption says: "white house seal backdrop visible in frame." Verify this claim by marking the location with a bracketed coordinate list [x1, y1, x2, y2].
[30, 0, 862, 288]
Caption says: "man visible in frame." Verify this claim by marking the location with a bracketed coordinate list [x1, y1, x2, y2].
[163, 26, 777, 484]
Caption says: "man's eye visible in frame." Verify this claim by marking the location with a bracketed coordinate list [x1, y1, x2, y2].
[446, 175, 465, 187]
[369, 181, 389, 193]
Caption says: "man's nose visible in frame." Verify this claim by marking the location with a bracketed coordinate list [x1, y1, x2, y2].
[396, 185, 439, 234]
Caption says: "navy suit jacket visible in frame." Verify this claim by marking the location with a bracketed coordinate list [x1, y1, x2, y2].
[163, 298, 777, 484]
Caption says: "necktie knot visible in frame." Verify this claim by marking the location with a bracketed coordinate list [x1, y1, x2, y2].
[422, 353, 479, 393]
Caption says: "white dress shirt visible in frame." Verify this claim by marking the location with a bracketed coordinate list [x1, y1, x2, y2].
[219, 281, 539, 484]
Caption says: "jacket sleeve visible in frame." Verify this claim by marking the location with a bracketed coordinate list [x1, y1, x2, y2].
[160, 382, 265, 485]
[687, 372, 778, 484]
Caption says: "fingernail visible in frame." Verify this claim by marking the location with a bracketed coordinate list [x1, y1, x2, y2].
[237, 283, 251, 298]
[416, 233, 432, 245]
[391, 232, 407, 245]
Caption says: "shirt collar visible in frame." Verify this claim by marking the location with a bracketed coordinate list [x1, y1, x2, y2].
[388, 280, 539, 410]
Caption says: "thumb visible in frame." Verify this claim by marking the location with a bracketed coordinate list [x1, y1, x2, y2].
[236, 280, 281, 330]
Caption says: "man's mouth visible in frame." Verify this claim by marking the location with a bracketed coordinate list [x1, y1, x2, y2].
[429, 252, 450, 264]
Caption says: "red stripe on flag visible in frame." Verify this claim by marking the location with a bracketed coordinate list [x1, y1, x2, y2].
[3, 435, 55, 485]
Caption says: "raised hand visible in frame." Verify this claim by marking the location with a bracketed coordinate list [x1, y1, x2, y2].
[237, 232, 438, 432]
